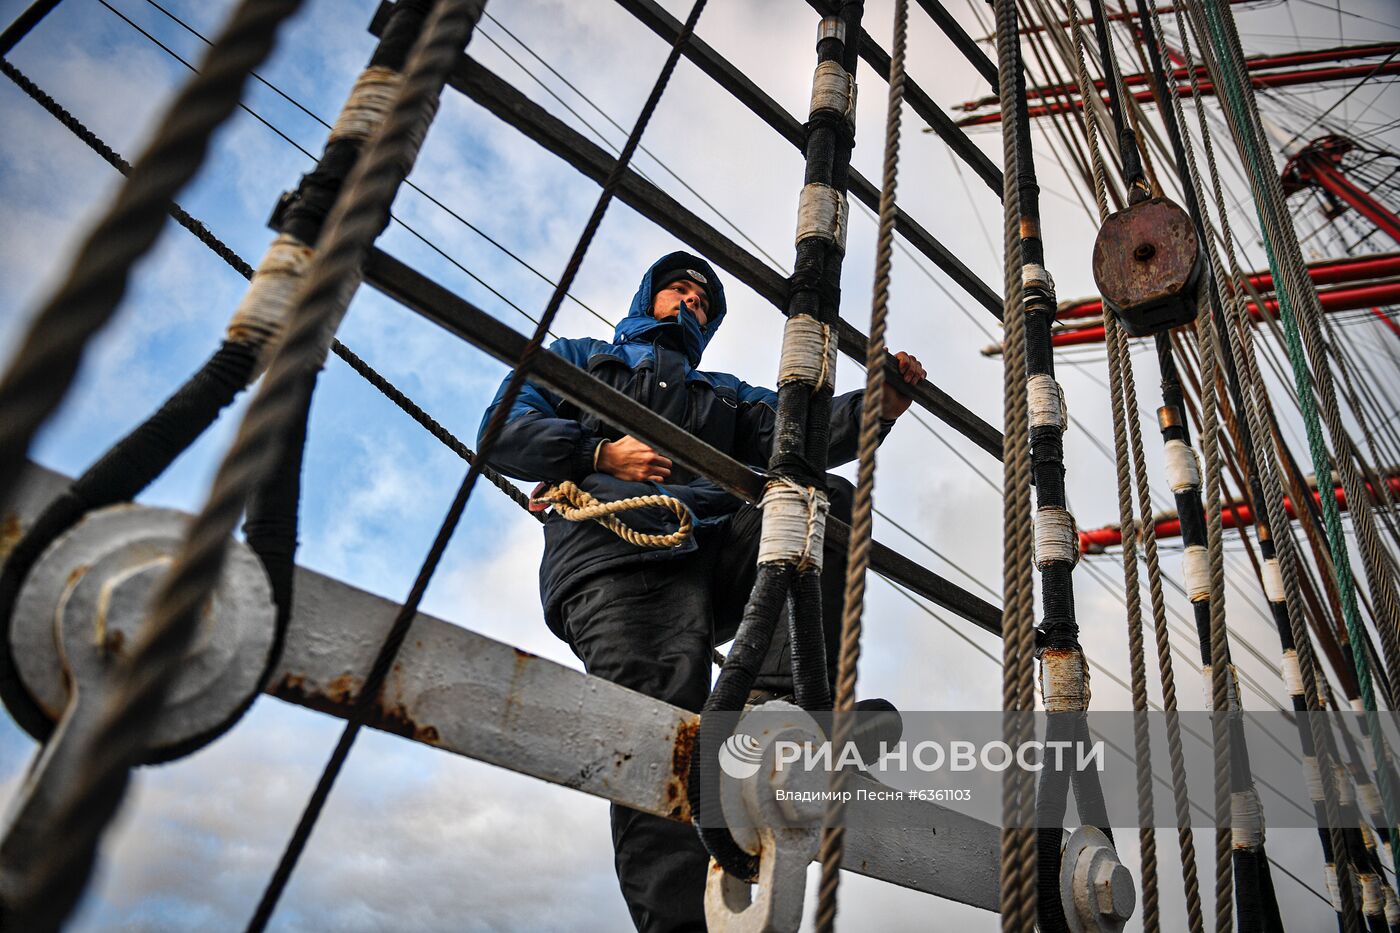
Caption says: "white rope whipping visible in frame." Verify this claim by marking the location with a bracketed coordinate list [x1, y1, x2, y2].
[1183, 544, 1211, 601]
[1260, 556, 1285, 604]
[1361, 874, 1384, 916]
[226, 233, 313, 374]
[1325, 864, 1342, 911]
[1281, 648, 1303, 697]
[809, 60, 855, 125]
[1229, 789, 1264, 849]
[329, 66, 406, 143]
[1026, 373, 1066, 431]
[1201, 663, 1240, 711]
[795, 182, 848, 253]
[1162, 438, 1201, 493]
[1033, 506, 1080, 567]
[1041, 648, 1089, 712]
[1302, 755, 1325, 801]
[757, 477, 828, 570]
[778, 314, 837, 392]
[1022, 262, 1053, 293]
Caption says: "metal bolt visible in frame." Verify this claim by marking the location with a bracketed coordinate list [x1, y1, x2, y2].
[1132, 242, 1156, 262]
[1094, 860, 1135, 921]
[772, 755, 824, 822]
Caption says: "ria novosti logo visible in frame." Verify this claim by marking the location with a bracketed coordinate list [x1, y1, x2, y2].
[718, 732, 764, 779]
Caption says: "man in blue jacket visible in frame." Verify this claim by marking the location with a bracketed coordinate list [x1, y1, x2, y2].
[479, 251, 924, 931]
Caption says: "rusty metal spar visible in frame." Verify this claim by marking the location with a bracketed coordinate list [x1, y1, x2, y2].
[0, 463, 1003, 913]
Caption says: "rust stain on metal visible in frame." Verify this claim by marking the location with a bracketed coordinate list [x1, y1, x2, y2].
[666, 716, 699, 821]
[271, 671, 442, 744]
[0, 513, 23, 562]
[502, 647, 534, 722]
[378, 701, 442, 745]
[271, 670, 361, 710]
[325, 672, 359, 705]
[66, 564, 89, 588]
[1091, 197, 1201, 336]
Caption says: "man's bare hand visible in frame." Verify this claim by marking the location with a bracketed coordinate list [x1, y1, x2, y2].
[596, 435, 673, 482]
[880, 351, 926, 420]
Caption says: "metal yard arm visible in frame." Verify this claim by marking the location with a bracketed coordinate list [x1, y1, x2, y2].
[363, 249, 1004, 636]
[268, 565, 1001, 911]
[0, 462, 1000, 913]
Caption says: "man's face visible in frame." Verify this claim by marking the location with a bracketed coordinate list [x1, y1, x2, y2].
[651, 278, 711, 327]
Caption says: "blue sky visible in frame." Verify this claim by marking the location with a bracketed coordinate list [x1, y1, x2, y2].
[1, 0, 1398, 928]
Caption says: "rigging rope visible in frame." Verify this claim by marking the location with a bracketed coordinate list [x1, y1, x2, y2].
[0, 0, 305, 510]
[993, 0, 1038, 928]
[250, 1, 705, 927]
[1059, 6, 1215, 930]
[813, 2, 906, 928]
[1150, 4, 1368, 926]
[1191, 0, 1400, 882]
[0, 54, 540, 525]
[1070, 7, 1160, 924]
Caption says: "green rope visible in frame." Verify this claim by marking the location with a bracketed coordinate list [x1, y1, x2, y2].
[1197, 0, 1400, 872]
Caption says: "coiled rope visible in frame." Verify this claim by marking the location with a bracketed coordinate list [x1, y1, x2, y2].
[533, 481, 692, 549]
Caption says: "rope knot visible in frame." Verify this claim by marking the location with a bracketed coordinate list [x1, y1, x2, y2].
[533, 480, 693, 549]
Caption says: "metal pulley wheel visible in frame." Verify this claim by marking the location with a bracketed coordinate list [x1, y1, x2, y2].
[1092, 196, 1203, 337]
[10, 503, 277, 762]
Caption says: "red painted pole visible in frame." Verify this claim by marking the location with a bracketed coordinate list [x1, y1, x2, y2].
[955, 43, 1400, 112]
[956, 61, 1400, 126]
[1055, 253, 1400, 322]
[1370, 308, 1400, 338]
[1046, 281, 1400, 348]
[1306, 158, 1400, 246]
[1078, 477, 1400, 552]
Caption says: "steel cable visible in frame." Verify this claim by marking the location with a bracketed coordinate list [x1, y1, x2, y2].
[0, 0, 304, 508]
[1160, 5, 1366, 925]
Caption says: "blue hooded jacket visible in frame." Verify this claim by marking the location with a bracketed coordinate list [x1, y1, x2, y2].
[478, 251, 886, 636]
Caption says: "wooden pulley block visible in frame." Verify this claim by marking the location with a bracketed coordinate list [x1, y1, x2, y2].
[1091, 197, 1203, 337]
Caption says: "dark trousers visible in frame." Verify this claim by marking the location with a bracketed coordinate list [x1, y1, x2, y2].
[556, 478, 853, 933]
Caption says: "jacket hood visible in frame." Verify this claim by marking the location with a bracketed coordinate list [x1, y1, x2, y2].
[613, 251, 727, 367]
